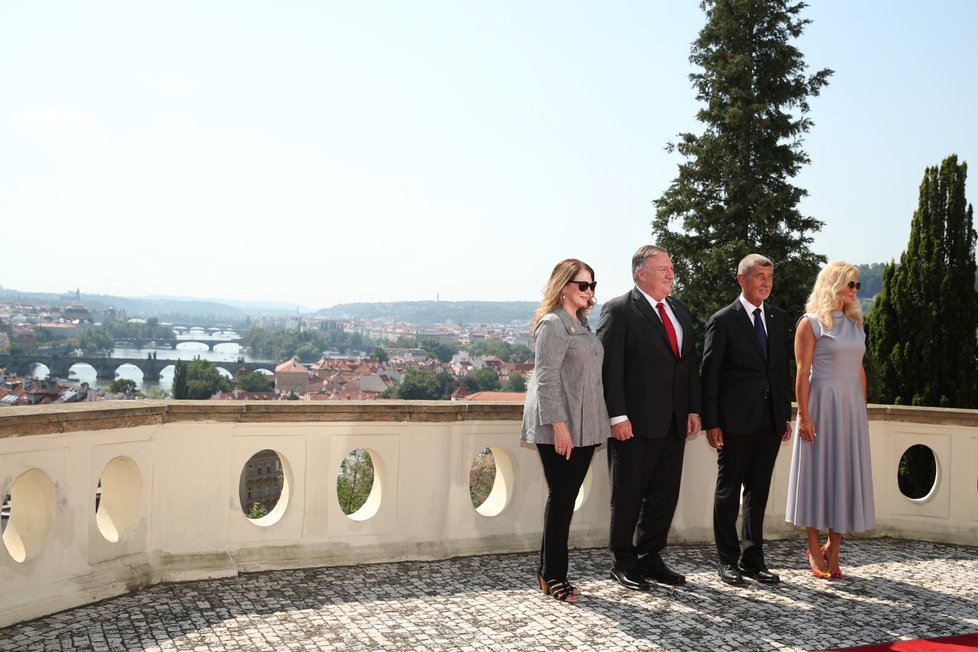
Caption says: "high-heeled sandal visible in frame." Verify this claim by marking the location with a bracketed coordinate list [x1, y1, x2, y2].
[806, 549, 831, 579]
[537, 573, 580, 595]
[820, 545, 844, 579]
[543, 578, 578, 602]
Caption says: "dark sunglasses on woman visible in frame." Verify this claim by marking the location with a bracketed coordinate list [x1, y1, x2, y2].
[566, 280, 597, 292]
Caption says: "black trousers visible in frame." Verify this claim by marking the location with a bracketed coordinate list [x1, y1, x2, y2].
[536, 443, 596, 582]
[607, 422, 685, 571]
[713, 398, 782, 568]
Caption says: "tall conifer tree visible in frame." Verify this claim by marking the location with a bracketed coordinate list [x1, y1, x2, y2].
[653, 0, 831, 326]
[868, 155, 977, 407]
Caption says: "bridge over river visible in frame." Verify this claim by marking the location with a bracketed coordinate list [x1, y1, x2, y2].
[0, 354, 275, 382]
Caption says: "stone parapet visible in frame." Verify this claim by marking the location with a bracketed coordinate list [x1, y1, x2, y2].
[0, 400, 976, 628]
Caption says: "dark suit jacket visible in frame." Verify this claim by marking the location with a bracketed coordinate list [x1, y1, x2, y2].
[700, 298, 791, 434]
[597, 288, 701, 439]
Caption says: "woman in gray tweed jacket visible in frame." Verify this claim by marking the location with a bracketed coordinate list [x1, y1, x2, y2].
[521, 258, 611, 602]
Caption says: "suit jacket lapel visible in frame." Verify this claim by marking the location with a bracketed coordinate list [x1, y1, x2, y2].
[631, 288, 674, 353]
[731, 300, 762, 362]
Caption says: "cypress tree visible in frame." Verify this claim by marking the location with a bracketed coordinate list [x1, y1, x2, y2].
[653, 0, 831, 326]
[868, 155, 978, 408]
[172, 360, 189, 400]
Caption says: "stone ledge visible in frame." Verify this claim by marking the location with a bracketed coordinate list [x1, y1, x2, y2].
[0, 400, 526, 437]
[3, 400, 975, 439]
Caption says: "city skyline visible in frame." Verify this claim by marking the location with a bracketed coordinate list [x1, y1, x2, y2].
[2, 2, 977, 310]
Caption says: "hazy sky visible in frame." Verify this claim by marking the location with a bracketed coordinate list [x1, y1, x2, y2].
[2, 1, 976, 310]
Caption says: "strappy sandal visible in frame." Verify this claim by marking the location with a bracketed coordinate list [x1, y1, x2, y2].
[543, 578, 578, 602]
[821, 544, 844, 579]
[537, 573, 580, 596]
[806, 549, 831, 579]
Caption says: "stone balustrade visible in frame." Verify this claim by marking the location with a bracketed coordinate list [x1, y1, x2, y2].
[1, 400, 976, 628]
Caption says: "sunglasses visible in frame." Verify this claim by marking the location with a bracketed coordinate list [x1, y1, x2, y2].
[847, 281, 861, 290]
[566, 280, 597, 292]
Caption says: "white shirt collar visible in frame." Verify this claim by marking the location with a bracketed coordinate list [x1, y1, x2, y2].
[739, 294, 763, 314]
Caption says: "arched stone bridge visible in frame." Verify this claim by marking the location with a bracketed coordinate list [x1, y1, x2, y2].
[0, 354, 275, 382]
[112, 337, 241, 352]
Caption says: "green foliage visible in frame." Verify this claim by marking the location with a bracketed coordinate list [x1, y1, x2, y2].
[503, 372, 527, 392]
[172, 360, 189, 399]
[867, 155, 978, 408]
[370, 346, 389, 363]
[652, 0, 831, 327]
[295, 342, 321, 363]
[336, 449, 374, 515]
[237, 371, 274, 392]
[172, 359, 232, 399]
[855, 264, 886, 298]
[470, 368, 500, 391]
[465, 340, 530, 363]
[100, 318, 174, 344]
[436, 371, 458, 396]
[240, 323, 364, 360]
[395, 368, 444, 400]
[247, 502, 270, 519]
[108, 378, 138, 396]
[467, 374, 485, 392]
[79, 328, 114, 353]
[468, 447, 496, 508]
[420, 338, 458, 363]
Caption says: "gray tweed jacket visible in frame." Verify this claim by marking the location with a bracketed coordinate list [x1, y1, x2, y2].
[520, 309, 610, 447]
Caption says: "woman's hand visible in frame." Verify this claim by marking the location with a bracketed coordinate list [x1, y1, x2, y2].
[552, 421, 574, 460]
[797, 415, 816, 443]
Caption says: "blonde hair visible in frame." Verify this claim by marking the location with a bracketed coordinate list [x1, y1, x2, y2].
[531, 259, 596, 332]
[805, 261, 864, 330]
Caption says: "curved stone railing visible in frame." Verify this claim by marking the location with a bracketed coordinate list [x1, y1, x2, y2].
[0, 401, 976, 628]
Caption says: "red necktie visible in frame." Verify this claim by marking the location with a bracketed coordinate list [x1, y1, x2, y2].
[656, 301, 680, 359]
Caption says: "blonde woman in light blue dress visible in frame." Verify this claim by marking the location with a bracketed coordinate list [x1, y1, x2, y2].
[786, 261, 875, 579]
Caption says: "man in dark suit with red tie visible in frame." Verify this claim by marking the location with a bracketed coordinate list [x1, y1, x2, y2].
[701, 254, 792, 586]
[597, 245, 702, 591]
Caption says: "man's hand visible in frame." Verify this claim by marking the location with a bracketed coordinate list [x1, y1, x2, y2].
[782, 421, 792, 442]
[611, 420, 633, 441]
[705, 427, 723, 450]
[686, 413, 701, 438]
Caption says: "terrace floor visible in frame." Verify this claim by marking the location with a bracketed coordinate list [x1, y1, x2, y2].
[2, 537, 977, 652]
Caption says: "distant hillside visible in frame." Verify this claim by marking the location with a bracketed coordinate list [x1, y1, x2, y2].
[316, 301, 539, 326]
[0, 288, 302, 323]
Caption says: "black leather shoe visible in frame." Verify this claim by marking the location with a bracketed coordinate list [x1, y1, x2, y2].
[610, 568, 650, 591]
[640, 558, 686, 586]
[718, 563, 745, 586]
[739, 564, 780, 584]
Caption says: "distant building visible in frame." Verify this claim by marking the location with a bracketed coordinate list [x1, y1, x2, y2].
[62, 304, 94, 323]
[274, 358, 309, 396]
[238, 450, 283, 514]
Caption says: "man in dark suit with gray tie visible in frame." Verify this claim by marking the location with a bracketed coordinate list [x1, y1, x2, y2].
[701, 254, 792, 586]
[597, 245, 702, 591]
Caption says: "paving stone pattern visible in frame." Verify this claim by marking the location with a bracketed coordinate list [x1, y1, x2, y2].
[2, 538, 977, 652]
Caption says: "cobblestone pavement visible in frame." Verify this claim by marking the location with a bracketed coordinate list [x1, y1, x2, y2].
[2, 538, 977, 652]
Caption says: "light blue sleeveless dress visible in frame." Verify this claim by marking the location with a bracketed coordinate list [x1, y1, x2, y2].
[786, 312, 875, 532]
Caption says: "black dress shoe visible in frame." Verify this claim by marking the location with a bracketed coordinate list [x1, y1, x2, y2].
[739, 564, 780, 584]
[610, 568, 650, 591]
[718, 563, 745, 586]
[640, 558, 686, 586]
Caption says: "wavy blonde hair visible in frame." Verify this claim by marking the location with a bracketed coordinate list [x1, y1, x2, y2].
[805, 261, 864, 330]
[531, 259, 596, 332]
